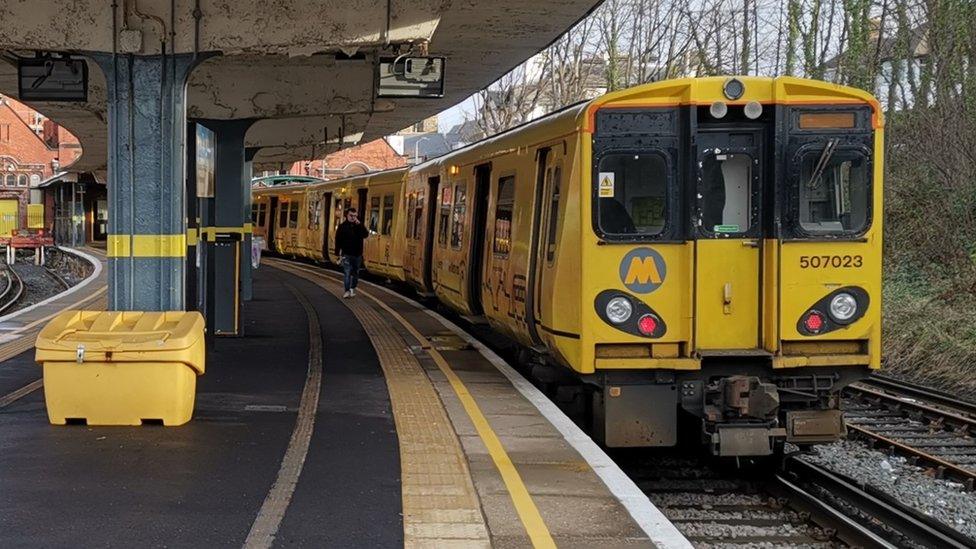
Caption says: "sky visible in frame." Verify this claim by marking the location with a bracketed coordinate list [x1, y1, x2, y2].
[436, 96, 475, 133]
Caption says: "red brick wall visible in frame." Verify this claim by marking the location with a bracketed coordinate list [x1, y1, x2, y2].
[0, 98, 61, 227]
[287, 138, 407, 179]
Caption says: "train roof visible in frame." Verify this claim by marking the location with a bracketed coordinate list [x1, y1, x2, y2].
[251, 175, 327, 188]
[253, 77, 882, 197]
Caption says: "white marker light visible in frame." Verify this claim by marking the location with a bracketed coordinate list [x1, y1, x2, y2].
[709, 101, 728, 119]
[744, 101, 763, 119]
[829, 292, 858, 322]
[605, 297, 633, 324]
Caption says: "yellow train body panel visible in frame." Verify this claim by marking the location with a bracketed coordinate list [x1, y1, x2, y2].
[252, 76, 884, 452]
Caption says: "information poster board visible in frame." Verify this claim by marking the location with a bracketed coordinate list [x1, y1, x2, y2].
[196, 124, 215, 198]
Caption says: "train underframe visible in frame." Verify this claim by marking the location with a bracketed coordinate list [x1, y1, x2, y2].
[538, 357, 870, 457]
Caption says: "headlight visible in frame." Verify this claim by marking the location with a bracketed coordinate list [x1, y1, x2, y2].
[829, 293, 858, 322]
[605, 297, 633, 324]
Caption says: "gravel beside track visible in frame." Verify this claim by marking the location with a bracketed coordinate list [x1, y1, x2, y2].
[805, 440, 976, 541]
[1, 248, 89, 315]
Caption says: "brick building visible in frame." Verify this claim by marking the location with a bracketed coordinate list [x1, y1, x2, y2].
[283, 138, 406, 180]
[0, 95, 81, 236]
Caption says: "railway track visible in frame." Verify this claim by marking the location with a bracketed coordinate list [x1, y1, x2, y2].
[844, 375, 976, 490]
[0, 262, 25, 315]
[779, 456, 975, 548]
[617, 448, 974, 548]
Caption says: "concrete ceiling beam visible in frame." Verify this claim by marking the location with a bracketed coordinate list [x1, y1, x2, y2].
[0, 0, 443, 55]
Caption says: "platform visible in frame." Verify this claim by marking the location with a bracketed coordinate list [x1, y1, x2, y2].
[0, 257, 689, 548]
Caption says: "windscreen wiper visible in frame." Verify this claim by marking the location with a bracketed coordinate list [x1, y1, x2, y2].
[806, 139, 837, 189]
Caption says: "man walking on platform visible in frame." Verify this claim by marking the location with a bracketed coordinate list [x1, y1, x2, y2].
[335, 207, 370, 298]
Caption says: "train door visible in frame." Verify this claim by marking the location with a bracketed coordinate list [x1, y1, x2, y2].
[422, 176, 439, 290]
[694, 128, 764, 350]
[532, 146, 563, 345]
[469, 165, 491, 314]
[267, 197, 279, 253]
[321, 192, 333, 259]
[357, 188, 368, 218]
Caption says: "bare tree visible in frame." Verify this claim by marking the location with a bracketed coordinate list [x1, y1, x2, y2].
[472, 65, 543, 137]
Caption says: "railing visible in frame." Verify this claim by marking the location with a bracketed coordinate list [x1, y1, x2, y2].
[27, 204, 44, 229]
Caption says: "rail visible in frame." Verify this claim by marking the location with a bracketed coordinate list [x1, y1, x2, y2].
[0, 264, 25, 315]
[860, 374, 976, 417]
[780, 457, 975, 548]
[845, 377, 976, 489]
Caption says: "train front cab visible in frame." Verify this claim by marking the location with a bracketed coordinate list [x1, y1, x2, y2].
[581, 77, 882, 456]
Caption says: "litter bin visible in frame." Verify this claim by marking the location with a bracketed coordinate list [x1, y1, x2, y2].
[35, 311, 206, 426]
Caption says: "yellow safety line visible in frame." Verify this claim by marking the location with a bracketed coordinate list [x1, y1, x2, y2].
[0, 379, 42, 409]
[269, 259, 556, 548]
[243, 280, 323, 549]
[107, 235, 186, 257]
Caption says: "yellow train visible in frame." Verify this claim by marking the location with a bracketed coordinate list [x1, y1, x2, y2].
[253, 76, 883, 456]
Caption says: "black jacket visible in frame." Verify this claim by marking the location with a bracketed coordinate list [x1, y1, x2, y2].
[334, 220, 369, 257]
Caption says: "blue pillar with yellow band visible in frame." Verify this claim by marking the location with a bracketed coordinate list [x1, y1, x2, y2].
[92, 53, 198, 311]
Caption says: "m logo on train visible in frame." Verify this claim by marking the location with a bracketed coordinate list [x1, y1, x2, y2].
[619, 248, 666, 294]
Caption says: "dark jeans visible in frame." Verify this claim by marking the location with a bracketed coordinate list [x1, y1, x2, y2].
[342, 255, 363, 291]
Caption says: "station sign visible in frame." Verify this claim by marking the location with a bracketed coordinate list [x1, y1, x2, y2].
[18, 56, 88, 102]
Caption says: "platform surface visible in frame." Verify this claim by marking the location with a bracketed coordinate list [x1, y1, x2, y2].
[0, 258, 688, 548]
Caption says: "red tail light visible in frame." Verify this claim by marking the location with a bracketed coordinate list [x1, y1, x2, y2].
[803, 311, 825, 333]
[637, 314, 659, 336]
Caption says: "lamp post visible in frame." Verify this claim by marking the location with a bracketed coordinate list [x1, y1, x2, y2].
[413, 136, 431, 165]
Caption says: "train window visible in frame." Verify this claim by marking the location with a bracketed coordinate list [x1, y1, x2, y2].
[308, 196, 321, 230]
[797, 146, 870, 234]
[251, 203, 265, 227]
[288, 201, 299, 229]
[438, 186, 452, 246]
[406, 194, 416, 238]
[279, 202, 289, 228]
[333, 198, 343, 230]
[258, 203, 267, 227]
[450, 185, 466, 249]
[596, 153, 667, 236]
[413, 190, 425, 240]
[382, 194, 394, 235]
[494, 175, 515, 256]
[700, 153, 753, 234]
[546, 165, 561, 262]
[368, 196, 381, 233]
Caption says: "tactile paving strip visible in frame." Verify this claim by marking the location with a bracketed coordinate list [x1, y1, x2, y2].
[279, 265, 490, 547]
